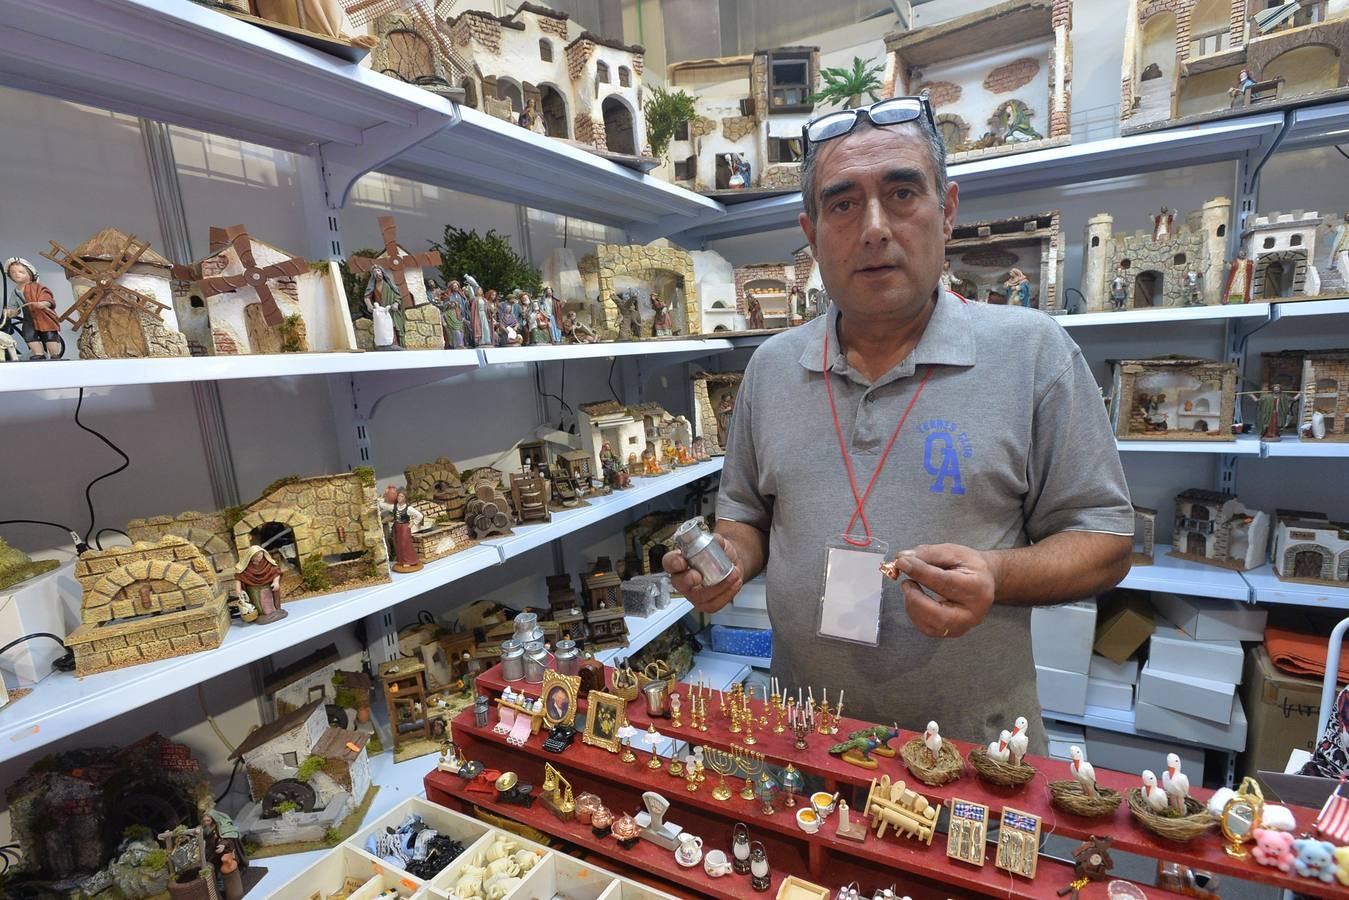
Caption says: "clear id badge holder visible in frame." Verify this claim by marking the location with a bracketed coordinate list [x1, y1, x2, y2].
[817, 535, 889, 647]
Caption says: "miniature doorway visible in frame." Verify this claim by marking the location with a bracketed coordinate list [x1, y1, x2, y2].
[715, 154, 732, 190]
[94, 304, 149, 358]
[1294, 548, 1327, 579]
[461, 78, 479, 109]
[1186, 533, 1207, 556]
[539, 85, 569, 138]
[250, 522, 299, 572]
[1256, 251, 1305, 298]
[497, 79, 524, 115]
[1133, 270, 1164, 307]
[1264, 45, 1340, 95]
[602, 96, 636, 155]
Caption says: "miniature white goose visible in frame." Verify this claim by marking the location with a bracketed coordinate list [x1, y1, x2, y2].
[1007, 716, 1029, 767]
[1069, 746, 1098, 799]
[923, 721, 942, 764]
[987, 730, 1012, 763]
[1141, 770, 1169, 813]
[1162, 753, 1190, 814]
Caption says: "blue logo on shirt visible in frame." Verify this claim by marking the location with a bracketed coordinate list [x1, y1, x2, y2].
[920, 421, 972, 495]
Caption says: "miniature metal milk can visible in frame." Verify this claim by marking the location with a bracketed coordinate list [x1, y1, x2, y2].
[643, 679, 669, 718]
[512, 610, 544, 644]
[554, 639, 580, 676]
[673, 517, 734, 587]
[500, 639, 525, 682]
[523, 640, 550, 683]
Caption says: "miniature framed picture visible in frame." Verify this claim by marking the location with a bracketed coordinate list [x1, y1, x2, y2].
[541, 671, 580, 730]
[582, 690, 626, 753]
[995, 806, 1041, 879]
[946, 799, 988, 867]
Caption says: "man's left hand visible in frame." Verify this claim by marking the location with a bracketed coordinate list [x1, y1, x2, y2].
[885, 543, 999, 639]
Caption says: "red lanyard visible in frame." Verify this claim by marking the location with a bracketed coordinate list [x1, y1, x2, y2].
[823, 328, 933, 547]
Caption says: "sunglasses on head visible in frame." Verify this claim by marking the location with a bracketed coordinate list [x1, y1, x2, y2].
[801, 96, 936, 152]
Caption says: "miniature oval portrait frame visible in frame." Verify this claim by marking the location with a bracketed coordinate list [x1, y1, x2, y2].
[542, 671, 580, 729]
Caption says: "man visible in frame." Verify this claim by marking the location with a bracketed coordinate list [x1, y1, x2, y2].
[663, 97, 1133, 751]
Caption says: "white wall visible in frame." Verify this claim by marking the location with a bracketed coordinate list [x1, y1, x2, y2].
[914, 38, 1055, 141]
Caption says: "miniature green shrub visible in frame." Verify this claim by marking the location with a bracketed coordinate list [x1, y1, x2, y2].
[142, 849, 170, 871]
[643, 85, 697, 161]
[330, 671, 345, 686]
[123, 824, 153, 841]
[333, 688, 359, 710]
[278, 314, 306, 353]
[300, 554, 331, 593]
[271, 800, 299, 815]
[353, 466, 376, 488]
[430, 227, 541, 296]
[296, 755, 325, 782]
[260, 475, 301, 497]
[324, 827, 342, 846]
[222, 505, 247, 531]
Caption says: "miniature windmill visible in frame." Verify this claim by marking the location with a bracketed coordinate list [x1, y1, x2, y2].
[342, 0, 470, 81]
[41, 233, 169, 329]
[347, 216, 442, 308]
[195, 225, 309, 327]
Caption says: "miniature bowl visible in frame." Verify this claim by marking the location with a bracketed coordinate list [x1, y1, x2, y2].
[810, 791, 836, 818]
[796, 807, 821, 834]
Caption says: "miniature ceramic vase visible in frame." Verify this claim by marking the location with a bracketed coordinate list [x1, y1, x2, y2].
[675, 832, 703, 867]
[732, 823, 751, 874]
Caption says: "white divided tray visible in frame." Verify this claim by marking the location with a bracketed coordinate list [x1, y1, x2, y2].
[276, 797, 679, 900]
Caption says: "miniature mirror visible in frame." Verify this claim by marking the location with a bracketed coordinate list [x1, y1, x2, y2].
[1220, 777, 1263, 858]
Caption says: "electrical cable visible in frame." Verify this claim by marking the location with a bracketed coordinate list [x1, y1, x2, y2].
[608, 357, 622, 404]
[94, 527, 130, 549]
[1336, 144, 1349, 161]
[0, 632, 75, 673]
[215, 758, 245, 804]
[197, 683, 238, 754]
[0, 520, 88, 554]
[73, 388, 130, 546]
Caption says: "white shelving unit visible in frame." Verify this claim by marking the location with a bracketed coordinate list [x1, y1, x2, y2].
[1116, 435, 1262, 455]
[1261, 440, 1349, 458]
[1119, 551, 1251, 601]
[1244, 564, 1349, 610]
[594, 598, 695, 667]
[1059, 303, 1271, 329]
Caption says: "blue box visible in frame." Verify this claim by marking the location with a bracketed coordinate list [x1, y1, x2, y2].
[709, 625, 772, 659]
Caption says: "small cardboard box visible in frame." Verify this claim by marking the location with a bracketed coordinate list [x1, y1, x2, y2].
[1089, 653, 1140, 686]
[1149, 626, 1244, 684]
[1045, 721, 1085, 761]
[1084, 727, 1206, 786]
[1239, 645, 1324, 780]
[1135, 694, 1248, 751]
[1032, 600, 1097, 674]
[1138, 663, 1236, 724]
[1152, 592, 1267, 642]
[1093, 592, 1154, 664]
[1086, 677, 1134, 712]
[1036, 664, 1088, 716]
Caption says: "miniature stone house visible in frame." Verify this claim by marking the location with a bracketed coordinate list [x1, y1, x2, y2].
[125, 509, 237, 584]
[588, 242, 701, 336]
[173, 229, 356, 355]
[1132, 505, 1157, 564]
[1109, 357, 1237, 440]
[1273, 511, 1349, 584]
[945, 210, 1064, 311]
[691, 372, 744, 455]
[59, 228, 189, 359]
[450, 4, 650, 161]
[231, 699, 371, 846]
[883, 0, 1074, 161]
[1081, 198, 1232, 311]
[1120, 0, 1349, 134]
[1171, 489, 1269, 569]
[264, 642, 372, 730]
[1301, 349, 1349, 440]
[665, 46, 821, 195]
[65, 537, 231, 676]
[1244, 210, 1323, 298]
[577, 400, 677, 473]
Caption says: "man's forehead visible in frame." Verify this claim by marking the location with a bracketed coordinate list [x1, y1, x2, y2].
[812, 124, 934, 185]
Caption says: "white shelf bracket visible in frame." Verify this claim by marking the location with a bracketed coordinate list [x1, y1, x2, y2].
[318, 105, 457, 210]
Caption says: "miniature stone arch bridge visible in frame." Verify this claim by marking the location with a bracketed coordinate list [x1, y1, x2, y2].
[233, 508, 315, 560]
[595, 244, 701, 335]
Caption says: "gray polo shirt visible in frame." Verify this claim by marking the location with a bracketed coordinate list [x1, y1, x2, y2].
[717, 291, 1133, 753]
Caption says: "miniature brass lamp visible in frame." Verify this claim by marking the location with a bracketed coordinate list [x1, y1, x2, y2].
[1221, 777, 1264, 859]
[781, 764, 805, 808]
[754, 771, 780, 815]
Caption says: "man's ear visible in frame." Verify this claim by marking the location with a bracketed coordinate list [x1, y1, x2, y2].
[943, 181, 959, 241]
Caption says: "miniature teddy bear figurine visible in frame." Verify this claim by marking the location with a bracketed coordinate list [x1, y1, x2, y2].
[1335, 845, 1349, 886]
[1251, 828, 1297, 873]
[1292, 837, 1338, 884]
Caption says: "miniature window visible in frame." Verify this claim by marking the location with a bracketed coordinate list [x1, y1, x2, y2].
[628, 435, 639, 445]
[619, 66, 631, 87]
[768, 137, 804, 163]
[1174, 253, 1187, 265]
[675, 121, 690, 141]
[1291, 234, 1304, 246]
[1090, 236, 1100, 248]
[1120, 258, 1132, 268]
[597, 61, 610, 84]
[190, 295, 205, 309]
[1263, 236, 1276, 249]
[1216, 224, 1227, 237]
[768, 50, 813, 113]
[674, 155, 697, 180]
[539, 39, 553, 62]
[282, 751, 299, 767]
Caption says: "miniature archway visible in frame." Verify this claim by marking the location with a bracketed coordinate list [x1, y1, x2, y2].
[1261, 44, 1341, 95]
[233, 507, 315, 561]
[594, 245, 701, 334]
[1139, 10, 1178, 89]
[86, 561, 212, 623]
[496, 78, 524, 114]
[1337, 549, 1349, 582]
[1284, 542, 1331, 580]
[602, 95, 637, 155]
[539, 83, 570, 138]
[988, 99, 1039, 142]
[935, 114, 969, 151]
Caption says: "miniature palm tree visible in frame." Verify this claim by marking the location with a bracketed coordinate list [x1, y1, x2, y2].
[810, 57, 885, 110]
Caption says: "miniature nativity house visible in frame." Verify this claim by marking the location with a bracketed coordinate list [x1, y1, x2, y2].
[231, 699, 372, 847]
[1273, 510, 1349, 584]
[1171, 489, 1270, 569]
[348, 215, 445, 350]
[65, 537, 231, 676]
[1081, 199, 1232, 312]
[1120, 0, 1349, 135]
[450, 4, 652, 164]
[43, 228, 189, 359]
[665, 46, 821, 195]
[1242, 209, 1325, 299]
[691, 371, 744, 455]
[577, 400, 678, 474]
[1133, 505, 1157, 564]
[585, 243, 701, 336]
[883, 0, 1073, 161]
[1109, 357, 1238, 440]
[945, 210, 1064, 311]
[400, 456, 474, 561]
[264, 642, 373, 731]
[1301, 349, 1349, 440]
[173, 225, 355, 355]
[364, 5, 468, 102]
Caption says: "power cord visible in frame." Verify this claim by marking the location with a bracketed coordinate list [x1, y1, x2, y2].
[0, 520, 87, 554]
[0, 632, 75, 673]
[1336, 144, 1349, 161]
[74, 387, 130, 547]
[608, 357, 622, 404]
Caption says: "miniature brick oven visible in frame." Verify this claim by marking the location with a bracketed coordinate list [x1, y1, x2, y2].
[1301, 349, 1349, 440]
[65, 537, 230, 676]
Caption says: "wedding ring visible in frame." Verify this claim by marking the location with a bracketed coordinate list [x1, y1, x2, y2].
[942, 628, 950, 638]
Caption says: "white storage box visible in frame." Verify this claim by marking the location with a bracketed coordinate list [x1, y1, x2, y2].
[1036, 664, 1088, 716]
[271, 845, 426, 900]
[1138, 663, 1236, 724]
[1031, 600, 1097, 674]
[1149, 626, 1243, 684]
[356, 797, 492, 869]
[503, 850, 615, 900]
[1152, 592, 1267, 642]
[1045, 721, 1086, 761]
[0, 561, 79, 684]
[1135, 694, 1248, 752]
[1084, 727, 1206, 786]
[1088, 653, 1140, 686]
[1086, 677, 1134, 712]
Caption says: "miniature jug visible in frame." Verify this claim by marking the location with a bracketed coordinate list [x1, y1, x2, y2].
[499, 640, 525, 682]
[553, 639, 580, 676]
[522, 640, 549, 683]
[703, 849, 733, 878]
[675, 832, 703, 867]
[512, 610, 544, 644]
[643, 679, 669, 717]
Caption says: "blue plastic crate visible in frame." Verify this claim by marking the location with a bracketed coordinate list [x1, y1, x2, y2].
[709, 624, 772, 659]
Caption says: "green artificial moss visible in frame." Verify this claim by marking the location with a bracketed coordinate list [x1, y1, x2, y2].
[332, 688, 359, 710]
[323, 827, 341, 846]
[0, 538, 59, 592]
[122, 824, 152, 841]
[260, 475, 301, 497]
[300, 554, 331, 593]
[296, 755, 325, 783]
[271, 800, 298, 816]
[278, 313, 306, 353]
[141, 849, 170, 872]
[353, 465, 376, 488]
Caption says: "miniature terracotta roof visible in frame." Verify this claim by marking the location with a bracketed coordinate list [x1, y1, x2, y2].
[314, 725, 369, 762]
[73, 228, 174, 269]
[566, 31, 644, 55]
[230, 699, 323, 760]
[885, 0, 1053, 66]
[264, 643, 340, 696]
[337, 669, 373, 694]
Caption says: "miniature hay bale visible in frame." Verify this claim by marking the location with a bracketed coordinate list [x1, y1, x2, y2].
[1126, 789, 1217, 842]
[900, 737, 963, 786]
[1048, 780, 1122, 818]
[968, 747, 1036, 787]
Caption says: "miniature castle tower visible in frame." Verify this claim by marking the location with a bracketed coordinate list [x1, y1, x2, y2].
[1081, 213, 1115, 311]
[1199, 197, 1232, 305]
[1244, 210, 1323, 299]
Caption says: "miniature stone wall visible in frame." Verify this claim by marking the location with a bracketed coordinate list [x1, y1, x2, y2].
[126, 510, 236, 583]
[566, 38, 594, 81]
[454, 10, 504, 54]
[722, 115, 755, 143]
[405, 457, 468, 518]
[691, 373, 744, 454]
[1302, 353, 1349, 438]
[232, 474, 387, 571]
[690, 115, 716, 138]
[1282, 543, 1335, 581]
[403, 304, 445, 349]
[760, 165, 803, 191]
[985, 57, 1041, 92]
[1086, 198, 1230, 310]
[74, 306, 189, 359]
[917, 80, 963, 107]
[594, 244, 701, 334]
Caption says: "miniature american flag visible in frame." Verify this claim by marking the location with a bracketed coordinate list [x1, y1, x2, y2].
[1002, 811, 1038, 833]
[1318, 777, 1349, 845]
[953, 801, 986, 823]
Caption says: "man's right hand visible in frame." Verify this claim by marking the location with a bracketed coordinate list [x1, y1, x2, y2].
[662, 534, 743, 614]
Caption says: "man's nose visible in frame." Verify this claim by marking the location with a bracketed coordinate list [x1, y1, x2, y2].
[859, 197, 890, 246]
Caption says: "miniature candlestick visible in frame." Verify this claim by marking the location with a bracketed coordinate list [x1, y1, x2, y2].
[696, 758, 706, 783]
[739, 750, 763, 801]
[706, 748, 735, 801]
[742, 708, 757, 745]
[667, 753, 685, 778]
[685, 761, 699, 793]
[729, 706, 743, 734]
[793, 719, 810, 751]
[620, 738, 636, 764]
[772, 694, 786, 734]
[670, 692, 683, 728]
[698, 696, 709, 733]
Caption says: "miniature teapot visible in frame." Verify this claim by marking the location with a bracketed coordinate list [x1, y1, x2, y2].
[674, 832, 703, 867]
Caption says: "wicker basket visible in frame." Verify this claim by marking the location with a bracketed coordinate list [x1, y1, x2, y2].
[1126, 790, 1217, 842]
[1048, 780, 1122, 818]
[608, 668, 640, 701]
[900, 736, 963, 786]
[967, 747, 1036, 787]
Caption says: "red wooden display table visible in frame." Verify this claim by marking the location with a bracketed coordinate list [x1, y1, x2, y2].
[451, 663, 1349, 898]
